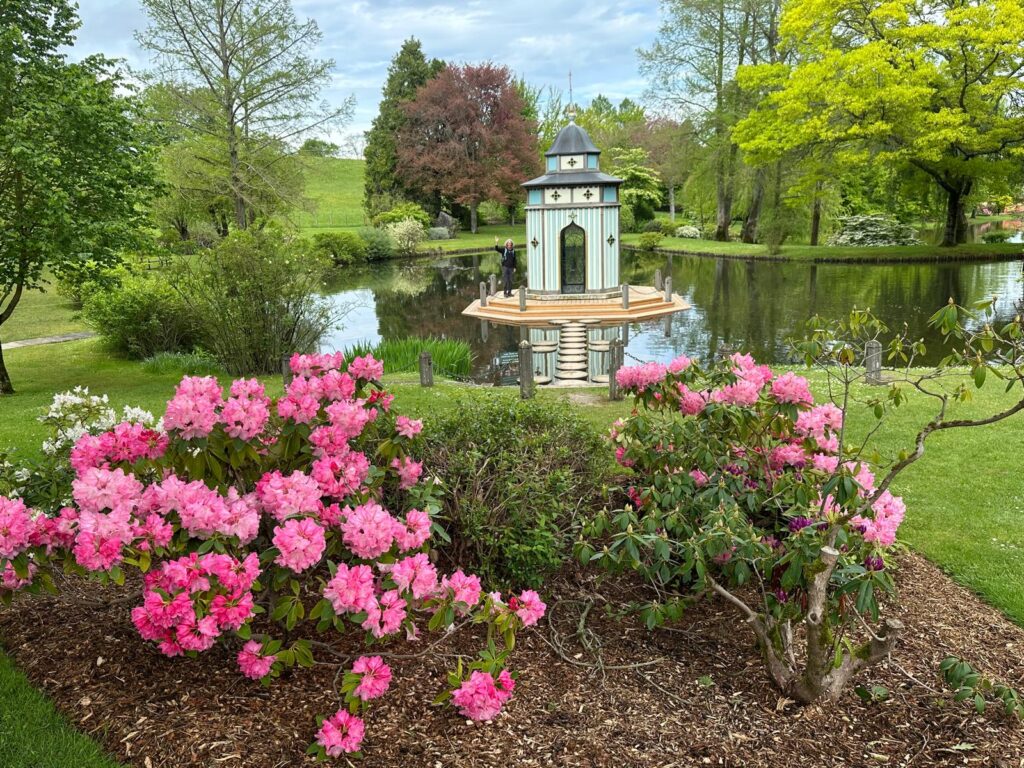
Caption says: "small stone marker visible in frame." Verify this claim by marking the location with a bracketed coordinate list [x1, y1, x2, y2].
[281, 354, 293, 388]
[489, 274, 497, 296]
[608, 339, 624, 401]
[419, 351, 434, 387]
[654, 268, 663, 291]
[664, 276, 673, 303]
[865, 339, 883, 385]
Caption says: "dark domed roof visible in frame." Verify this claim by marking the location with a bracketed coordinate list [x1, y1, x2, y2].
[545, 120, 600, 157]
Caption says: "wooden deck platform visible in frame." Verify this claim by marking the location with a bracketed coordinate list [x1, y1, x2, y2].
[462, 285, 689, 326]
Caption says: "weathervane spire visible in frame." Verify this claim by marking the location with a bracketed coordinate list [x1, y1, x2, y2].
[567, 70, 576, 122]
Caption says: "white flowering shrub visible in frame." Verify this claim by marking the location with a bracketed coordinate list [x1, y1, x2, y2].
[674, 225, 701, 239]
[385, 218, 427, 256]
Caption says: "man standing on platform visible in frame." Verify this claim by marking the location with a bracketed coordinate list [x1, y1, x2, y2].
[494, 237, 516, 297]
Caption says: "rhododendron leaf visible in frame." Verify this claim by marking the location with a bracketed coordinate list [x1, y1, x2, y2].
[11, 554, 29, 580]
[237, 623, 251, 640]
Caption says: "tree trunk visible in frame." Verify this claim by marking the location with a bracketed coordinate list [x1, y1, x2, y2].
[0, 338, 13, 395]
[741, 169, 765, 243]
[470, 202, 478, 234]
[668, 185, 676, 222]
[810, 185, 822, 246]
[942, 182, 972, 246]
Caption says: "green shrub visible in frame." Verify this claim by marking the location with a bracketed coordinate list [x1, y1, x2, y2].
[171, 229, 335, 375]
[827, 214, 921, 247]
[637, 231, 664, 250]
[659, 219, 680, 236]
[982, 230, 1013, 243]
[642, 219, 664, 233]
[675, 225, 701, 239]
[82, 270, 198, 358]
[358, 227, 395, 261]
[372, 201, 431, 229]
[311, 231, 367, 265]
[421, 394, 609, 588]
[385, 218, 426, 256]
[54, 255, 122, 308]
[619, 205, 637, 233]
[427, 226, 451, 241]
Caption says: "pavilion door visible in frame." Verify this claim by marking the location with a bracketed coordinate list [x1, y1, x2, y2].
[560, 223, 586, 294]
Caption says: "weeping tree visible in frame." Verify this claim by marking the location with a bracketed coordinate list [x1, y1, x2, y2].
[0, 0, 156, 394]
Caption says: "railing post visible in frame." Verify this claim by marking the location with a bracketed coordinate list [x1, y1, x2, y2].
[479, 282, 488, 307]
[418, 350, 434, 387]
[621, 284, 630, 309]
[519, 285, 527, 312]
[608, 339, 623, 401]
[281, 353, 293, 389]
[654, 268, 663, 291]
[664, 276, 673, 303]
[519, 340, 534, 399]
[489, 273, 497, 296]
[865, 339, 883, 385]
[663, 313, 673, 338]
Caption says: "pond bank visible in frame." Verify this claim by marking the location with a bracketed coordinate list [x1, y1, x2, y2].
[622, 239, 1024, 264]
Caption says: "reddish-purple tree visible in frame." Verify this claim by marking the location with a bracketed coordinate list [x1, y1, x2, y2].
[396, 64, 540, 233]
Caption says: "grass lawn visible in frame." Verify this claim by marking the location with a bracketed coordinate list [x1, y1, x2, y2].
[621, 232, 1024, 262]
[3, 285, 86, 343]
[3, 341, 1023, 626]
[291, 156, 366, 230]
[0, 652, 122, 768]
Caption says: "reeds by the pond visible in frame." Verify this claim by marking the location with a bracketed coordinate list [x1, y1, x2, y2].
[343, 337, 473, 378]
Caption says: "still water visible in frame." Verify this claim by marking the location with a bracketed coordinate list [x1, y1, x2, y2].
[322, 249, 1024, 376]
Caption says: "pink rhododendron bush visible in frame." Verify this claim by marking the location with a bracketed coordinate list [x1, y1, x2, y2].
[580, 303, 1024, 704]
[0, 353, 544, 759]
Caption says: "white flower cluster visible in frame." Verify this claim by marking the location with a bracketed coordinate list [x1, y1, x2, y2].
[39, 387, 159, 457]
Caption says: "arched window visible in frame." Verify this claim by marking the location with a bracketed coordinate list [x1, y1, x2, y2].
[560, 223, 586, 294]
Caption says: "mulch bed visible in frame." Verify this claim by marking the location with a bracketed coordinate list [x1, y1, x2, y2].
[2, 553, 1023, 767]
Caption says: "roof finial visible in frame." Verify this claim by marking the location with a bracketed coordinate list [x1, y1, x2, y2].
[567, 70, 576, 122]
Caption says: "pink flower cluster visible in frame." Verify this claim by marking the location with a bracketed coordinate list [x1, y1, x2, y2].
[316, 709, 365, 756]
[273, 517, 326, 573]
[163, 376, 223, 439]
[451, 669, 516, 721]
[256, 470, 322, 521]
[221, 379, 270, 440]
[0, 497, 35, 560]
[237, 640, 277, 680]
[131, 552, 260, 657]
[70, 422, 168, 473]
[351, 655, 392, 701]
[615, 362, 668, 392]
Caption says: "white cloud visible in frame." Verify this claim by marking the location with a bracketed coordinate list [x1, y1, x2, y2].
[72, 0, 661, 140]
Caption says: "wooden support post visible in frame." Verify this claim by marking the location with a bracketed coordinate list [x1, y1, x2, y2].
[622, 323, 629, 345]
[281, 354, 293, 389]
[519, 340, 534, 399]
[480, 319, 489, 342]
[865, 339, 883, 385]
[621, 284, 630, 309]
[489, 273, 497, 296]
[419, 351, 434, 387]
[479, 282, 488, 307]
[664, 276, 673, 303]
[654, 268, 663, 291]
[663, 313, 673, 338]
[608, 339, 624, 401]
[519, 285, 527, 311]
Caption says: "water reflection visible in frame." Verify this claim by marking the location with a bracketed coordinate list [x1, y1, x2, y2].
[322, 249, 1024, 375]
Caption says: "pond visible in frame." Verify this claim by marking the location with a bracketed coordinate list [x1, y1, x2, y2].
[322, 248, 1024, 377]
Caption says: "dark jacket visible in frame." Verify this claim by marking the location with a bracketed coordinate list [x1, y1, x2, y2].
[495, 245, 516, 269]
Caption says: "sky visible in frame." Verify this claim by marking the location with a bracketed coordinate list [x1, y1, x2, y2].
[70, 0, 660, 151]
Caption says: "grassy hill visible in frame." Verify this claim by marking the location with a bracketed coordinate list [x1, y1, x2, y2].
[293, 156, 367, 232]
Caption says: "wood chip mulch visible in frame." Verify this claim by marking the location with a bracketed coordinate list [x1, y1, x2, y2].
[2, 552, 1023, 768]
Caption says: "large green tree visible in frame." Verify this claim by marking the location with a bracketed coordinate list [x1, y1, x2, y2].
[735, 0, 1024, 246]
[0, 0, 157, 394]
[137, 0, 351, 232]
[362, 39, 444, 217]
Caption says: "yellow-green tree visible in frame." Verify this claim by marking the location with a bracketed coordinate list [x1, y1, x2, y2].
[735, 0, 1024, 246]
